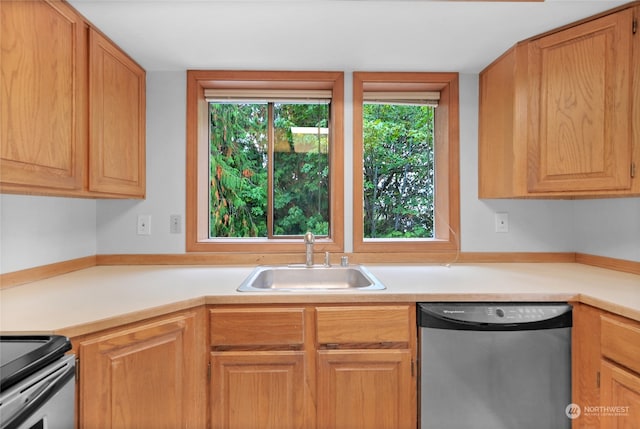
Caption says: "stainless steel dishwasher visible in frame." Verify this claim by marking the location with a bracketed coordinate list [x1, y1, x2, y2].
[418, 302, 572, 429]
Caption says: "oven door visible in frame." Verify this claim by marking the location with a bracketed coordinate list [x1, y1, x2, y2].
[0, 354, 75, 429]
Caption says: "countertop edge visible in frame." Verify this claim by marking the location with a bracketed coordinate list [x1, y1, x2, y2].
[46, 291, 637, 339]
[2, 263, 638, 338]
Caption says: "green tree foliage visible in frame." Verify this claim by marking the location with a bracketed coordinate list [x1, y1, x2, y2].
[209, 102, 329, 238]
[273, 103, 329, 236]
[363, 104, 435, 238]
[209, 104, 268, 237]
[210, 101, 434, 239]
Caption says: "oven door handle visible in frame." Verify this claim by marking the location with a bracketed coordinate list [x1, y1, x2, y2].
[1, 361, 75, 429]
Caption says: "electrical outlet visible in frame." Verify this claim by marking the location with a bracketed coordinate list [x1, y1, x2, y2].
[170, 215, 181, 234]
[495, 212, 509, 233]
[137, 215, 151, 235]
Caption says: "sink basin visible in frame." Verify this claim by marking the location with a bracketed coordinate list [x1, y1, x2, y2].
[237, 265, 386, 292]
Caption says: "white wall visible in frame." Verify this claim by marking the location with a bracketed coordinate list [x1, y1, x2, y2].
[2, 71, 639, 274]
[572, 198, 640, 262]
[0, 195, 96, 273]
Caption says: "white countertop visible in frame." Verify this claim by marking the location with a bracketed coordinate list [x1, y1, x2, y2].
[1, 263, 639, 337]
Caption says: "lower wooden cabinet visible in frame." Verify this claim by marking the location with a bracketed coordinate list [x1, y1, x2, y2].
[317, 349, 414, 429]
[75, 308, 207, 429]
[600, 360, 640, 429]
[208, 304, 417, 429]
[599, 314, 640, 429]
[573, 304, 640, 429]
[210, 351, 306, 429]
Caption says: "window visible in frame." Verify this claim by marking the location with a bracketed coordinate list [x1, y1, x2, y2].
[186, 71, 344, 253]
[353, 72, 460, 254]
[208, 100, 330, 238]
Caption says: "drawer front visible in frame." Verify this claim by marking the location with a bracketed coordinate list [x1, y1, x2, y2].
[601, 315, 640, 374]
[316, 305, 411, 345]
[210, 307, 305, 348]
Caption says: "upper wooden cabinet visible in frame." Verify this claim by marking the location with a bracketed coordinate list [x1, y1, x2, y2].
[88, 28, 145, 197]
[479, 4, 639, 198]
[0, 0, 145, 198]
[0, 0, 86, 191]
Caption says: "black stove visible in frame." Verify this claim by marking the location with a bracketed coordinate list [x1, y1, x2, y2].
[0, 335, 75, 429]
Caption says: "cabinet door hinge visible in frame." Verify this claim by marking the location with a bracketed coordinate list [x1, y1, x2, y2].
[633, 17, 638, 35]
[632, 162, 637, 179]
[75, 357, 80, 382]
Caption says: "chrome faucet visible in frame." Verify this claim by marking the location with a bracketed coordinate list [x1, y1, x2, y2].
[304, 231, 315, 267]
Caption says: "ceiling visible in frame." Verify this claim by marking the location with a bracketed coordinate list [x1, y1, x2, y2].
[68, 0, 628, 73]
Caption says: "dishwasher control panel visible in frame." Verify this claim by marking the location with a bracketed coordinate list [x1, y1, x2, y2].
[417, 303, 573, 330]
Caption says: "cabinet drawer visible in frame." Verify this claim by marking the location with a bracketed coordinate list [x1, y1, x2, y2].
[210, 307, 305, 348]
[316, 305, 411, 345]
[601, 315, 640, 374]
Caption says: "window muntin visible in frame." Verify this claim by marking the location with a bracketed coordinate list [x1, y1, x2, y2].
[186, 70, 344, 254]
[353, 72, 460, 254]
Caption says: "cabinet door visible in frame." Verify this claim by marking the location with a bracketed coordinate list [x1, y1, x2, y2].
[210, 351, 306, 429]
[317, 349, 415, 429]
[527, 9, 634, 193]
[78, 310, 206, 429]
[0, 0, 86, 191]
[600, 360, 640, 429]
[88, 28, 145, 197]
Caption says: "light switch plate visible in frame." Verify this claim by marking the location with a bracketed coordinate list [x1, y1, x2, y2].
[170, 215, 181, 234]
[137, 215, 151, 235]
[495, 212, 509, 233]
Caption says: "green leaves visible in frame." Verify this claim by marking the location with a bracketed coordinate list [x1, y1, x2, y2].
[362, 103, 435, 239]
[209, 102, 329, 238]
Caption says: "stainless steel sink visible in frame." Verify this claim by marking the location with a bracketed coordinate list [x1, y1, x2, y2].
[237, 265, 386, 292]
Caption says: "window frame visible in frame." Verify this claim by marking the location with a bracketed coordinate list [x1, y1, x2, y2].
[186, 70, 344, 254]
[352, 72, 460, 254]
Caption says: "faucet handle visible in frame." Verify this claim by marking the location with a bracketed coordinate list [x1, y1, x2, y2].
[304, 231, 315, 244]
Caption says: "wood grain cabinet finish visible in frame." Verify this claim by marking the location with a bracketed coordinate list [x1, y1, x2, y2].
[479, 4, 640, 198]
[315, 305, 417, 429]
[210, 351, 307, 429]
[88, 28, 145, 197]
[600, 361, 640, 429]
[209, 306, 311, 429]
[0, 0, 145, 198]
[76, 309, 207, 429]
[208, 304, 417, 429]
[572, 303, 602, 429]
[0, 0, 86, 191]
[317, 349, 414, 429]
[600, 314, 640, 429]
[573, 305, 640, 429]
